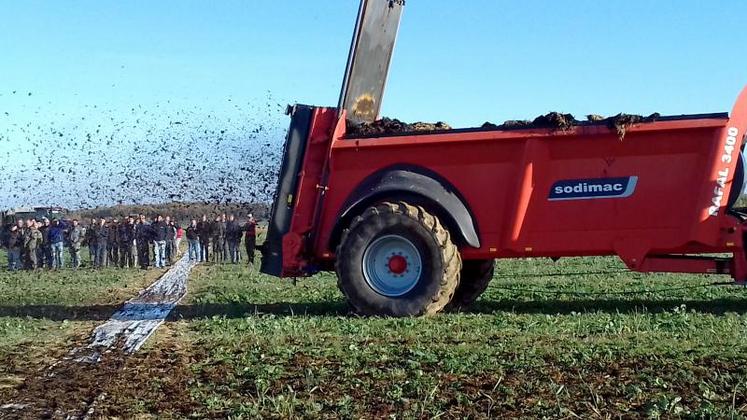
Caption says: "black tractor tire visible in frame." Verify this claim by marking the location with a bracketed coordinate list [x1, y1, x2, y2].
[335, 201, 461, 317]
[447, 259, 495, 310]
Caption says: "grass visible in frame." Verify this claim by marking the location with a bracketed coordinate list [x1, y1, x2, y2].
[2, 246, 747, 417]
[112, 257, 747, 418]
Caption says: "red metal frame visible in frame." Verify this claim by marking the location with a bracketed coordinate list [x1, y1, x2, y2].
[281, 87, 747, 282]
[280, 107, 338, 276]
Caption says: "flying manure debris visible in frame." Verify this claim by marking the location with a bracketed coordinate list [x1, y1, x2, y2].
[0, 91, 288, 211]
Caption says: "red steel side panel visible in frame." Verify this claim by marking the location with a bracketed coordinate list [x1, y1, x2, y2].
[309, 87, 747, 268]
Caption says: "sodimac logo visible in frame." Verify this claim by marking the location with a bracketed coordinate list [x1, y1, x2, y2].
[548, 176, 638, 201]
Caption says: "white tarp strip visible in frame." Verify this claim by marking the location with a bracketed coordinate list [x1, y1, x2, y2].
[76, 253, 195, 361]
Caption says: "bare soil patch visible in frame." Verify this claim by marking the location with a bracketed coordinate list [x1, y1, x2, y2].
[0, 327, 196, 419]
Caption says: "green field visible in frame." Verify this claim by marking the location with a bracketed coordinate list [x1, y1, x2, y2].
[1, 249, 747, 417]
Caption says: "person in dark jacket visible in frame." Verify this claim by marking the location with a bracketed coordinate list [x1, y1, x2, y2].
[220, 214, 229, 263]
[152, 215, 168, 268]
[48, 218, 68, 269]
[165, 217, 177, 265]
[68, 219, 85, 269]
[38, 218, 51, 269]
[244, 214, 257, 265]
[107, 219, 119, 268]
[197, 214, 211, 263]
[5, 225, 22, 271]
[135, 215, 152, 269]
[118, 217, 135, 268]
[94, 218, 109, 269]
[225, 214, 241, 264]
[211, 215, 225, 263]
[24, 219, 43, 270]
[186, 219, 201, 262]
[86, 218, 97, 267]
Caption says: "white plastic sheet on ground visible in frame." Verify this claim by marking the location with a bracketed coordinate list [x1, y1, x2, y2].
[75, 254, 195, 361]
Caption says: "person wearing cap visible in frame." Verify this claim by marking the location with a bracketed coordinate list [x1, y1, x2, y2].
[47, 218, 69, 269]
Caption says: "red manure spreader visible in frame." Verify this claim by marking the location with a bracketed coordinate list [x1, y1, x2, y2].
[261, 0, 747, 316]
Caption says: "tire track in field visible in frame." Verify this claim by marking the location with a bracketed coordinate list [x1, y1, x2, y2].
[0, 254, 196, 419]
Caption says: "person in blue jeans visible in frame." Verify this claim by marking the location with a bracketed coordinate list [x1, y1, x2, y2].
[5, 225, 22, 271]
[151, 215, 168, 268]
[47, 218, 68, 270]
[185, 219, 201, 262]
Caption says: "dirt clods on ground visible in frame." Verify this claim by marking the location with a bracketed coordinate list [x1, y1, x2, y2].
[1, 346, 128, 418]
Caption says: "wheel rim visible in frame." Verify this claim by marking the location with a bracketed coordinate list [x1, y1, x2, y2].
[362, 234, 423, 297]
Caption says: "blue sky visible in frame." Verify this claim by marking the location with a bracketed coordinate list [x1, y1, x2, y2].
[1, 1, 746, 208]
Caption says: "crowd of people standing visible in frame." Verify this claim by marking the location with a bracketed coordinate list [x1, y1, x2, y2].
[2, 213, 258, 271]
[185, 213, 257, 265]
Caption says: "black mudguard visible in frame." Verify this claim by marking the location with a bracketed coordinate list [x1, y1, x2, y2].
[331, 166, 481, 249]
[260, 105, 314, 277]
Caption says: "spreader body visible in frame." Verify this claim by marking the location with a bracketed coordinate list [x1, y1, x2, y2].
[262, 87, 747, 283]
